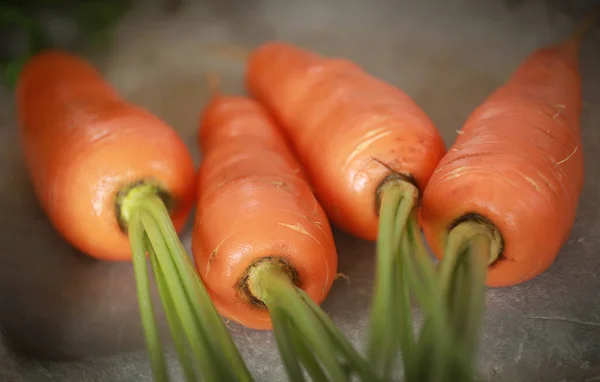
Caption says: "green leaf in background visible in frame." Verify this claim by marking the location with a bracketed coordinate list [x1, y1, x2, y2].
[0, 0, 133, 89]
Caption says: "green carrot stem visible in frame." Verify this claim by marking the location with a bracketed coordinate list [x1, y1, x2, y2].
[395, 231, 414, 376]
[297, 290, 380, 381]
[463, 237, 489, 354]
[413, 220, 495, 382]
[289, 324, 329, 381]
[366, 179, 417, 378]
[248, 260, 348, 382]
[268, 306, 306, 382]
[128, 209, 168, 382]
[148, 242, 198, 382]
[140, 209, 229, 381]
[141, 196, 252, 382]
[120, 181, 252, 381]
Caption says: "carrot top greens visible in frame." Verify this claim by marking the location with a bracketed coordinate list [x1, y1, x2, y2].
[365, 179, 488, 382]
[122, 186, 252, 382]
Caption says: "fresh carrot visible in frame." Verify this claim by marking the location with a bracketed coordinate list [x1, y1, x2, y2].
[414, 10, 598, 381]
[16, 50, 251, 382]
[246, 42, 446, 241]
[421, 11, 597, 287]
[240, 42, 446, 378]
[17, 50, 194, 261]
[193, 77, 378, 381]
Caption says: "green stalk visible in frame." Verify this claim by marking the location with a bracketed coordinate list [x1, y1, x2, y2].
[297, 290, 379, 381]
[148, 242, 198, 382]
[395, 231, 414, 375]
[128, 209, 168, 382]
[289, 325, 329, 381]
[141, 196, 252, 382]
[119, 182, 251, 382]
[366, 179, 417, 379]
[268, 306, 306, 382]
[409, 220, 496, 382]
[248, 260, 349, 382]
[140, 209, 231, 381]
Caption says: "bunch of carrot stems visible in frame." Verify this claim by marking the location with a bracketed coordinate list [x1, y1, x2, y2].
[122, 183, 486, 382]
[0, 0, 131, 87]
[248, 260, 381, 382]
[365, 183, 488, 382]
[124, 189, 252, 382]
[127, 193, 486, 382]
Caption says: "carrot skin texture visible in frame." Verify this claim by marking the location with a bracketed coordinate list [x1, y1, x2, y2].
[192, 95, 338, 330]
[245, 42, 446, 240]
[17, 51, 196, 261]
[421, 40, 584, 287]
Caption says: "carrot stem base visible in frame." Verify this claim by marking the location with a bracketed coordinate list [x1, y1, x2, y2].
[247, 259, 380, 382]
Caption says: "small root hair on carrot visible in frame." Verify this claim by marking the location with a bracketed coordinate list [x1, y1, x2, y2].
[555, 146, 578, 165]
[335, 272, 351, 284]
[552, 104, 565, 119]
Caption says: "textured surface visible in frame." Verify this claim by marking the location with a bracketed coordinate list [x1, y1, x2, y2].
[0, 0, 599, 381]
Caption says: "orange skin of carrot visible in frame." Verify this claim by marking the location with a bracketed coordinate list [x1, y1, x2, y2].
[245, 42, 446, 241]
[192, 94, 337, 330]
[17, 51, 196, 261]
[420, 38, 584, 287]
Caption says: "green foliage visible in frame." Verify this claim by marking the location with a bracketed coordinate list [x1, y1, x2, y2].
[0, 0, 132, 88]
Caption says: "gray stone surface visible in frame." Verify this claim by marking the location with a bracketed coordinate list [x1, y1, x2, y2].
[0, 0, 599, 381]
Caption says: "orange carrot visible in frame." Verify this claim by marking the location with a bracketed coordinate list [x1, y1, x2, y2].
[420, 12, 597, 288]
[16, 51, 251, 382]
[242, 42, 445, 377]
[194, 92, 336, 329]
[192, 83, 377, 380]
[246, 42, 446, 241]
[408, 14, 599, 381]
[17, 50, 195, 261]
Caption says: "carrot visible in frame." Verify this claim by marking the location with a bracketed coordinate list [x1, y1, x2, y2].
[421, 11, 597, 287]
[240, 42, 446, 378]
[413, 10, 599, 381]
[16, 50, 251, 382]
[193, 76, 378, 381]
[246, 43, 446, 241]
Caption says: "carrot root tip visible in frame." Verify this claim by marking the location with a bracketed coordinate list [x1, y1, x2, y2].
[115, 179, 173, 233]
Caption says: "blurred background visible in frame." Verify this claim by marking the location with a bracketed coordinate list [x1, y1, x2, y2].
[0, 0, 599, 381]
